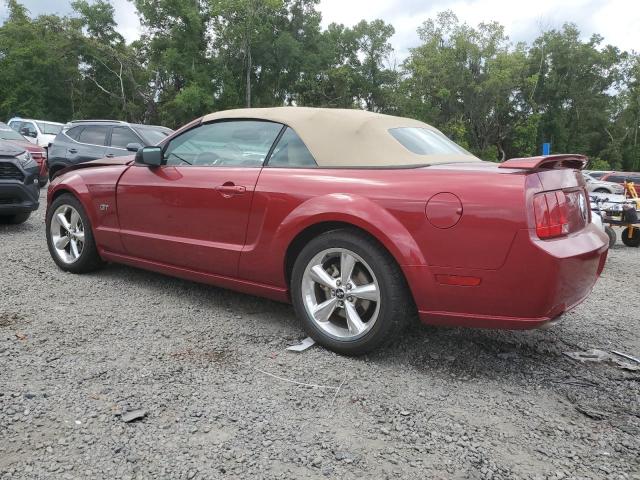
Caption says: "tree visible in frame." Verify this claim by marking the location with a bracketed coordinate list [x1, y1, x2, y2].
[71, 0, 149, 121]
[403, 11, 530, 160]
[526, 25, 623, 166]
[0, 1, 82, 121]
[1, 0, 638, 172]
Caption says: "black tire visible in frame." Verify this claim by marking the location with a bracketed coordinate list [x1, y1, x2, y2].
[291, 229, 413, 356]
[621, 227, 640, 248]
[0, 212, 30, 224]
[605, 226, 617, 248]
[46, 193, 104, 273]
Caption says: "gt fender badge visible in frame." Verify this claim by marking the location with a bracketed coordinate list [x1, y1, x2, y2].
[99, 204, 110, 211]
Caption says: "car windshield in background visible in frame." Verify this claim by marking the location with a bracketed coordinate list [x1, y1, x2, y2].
[389, 128, 471, 156]
[134, 126, 173, 145]
[0, 124, 26, 141]
[36, 122, 62, 135]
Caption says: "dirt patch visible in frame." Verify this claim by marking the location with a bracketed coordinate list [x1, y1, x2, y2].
[0, 312, 23, 328]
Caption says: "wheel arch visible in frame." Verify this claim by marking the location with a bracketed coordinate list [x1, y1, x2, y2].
[279, 195, 426, 290]
[47, 178, 97, 228]
[285, 221, 369, 286]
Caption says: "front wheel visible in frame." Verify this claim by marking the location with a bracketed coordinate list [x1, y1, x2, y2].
[291, 229, 413, 356]
[46, 193, 104, 273]
[621, 227, 640, 247]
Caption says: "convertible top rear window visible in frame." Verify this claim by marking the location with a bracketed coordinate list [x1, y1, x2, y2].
[389, 128, 471, 156]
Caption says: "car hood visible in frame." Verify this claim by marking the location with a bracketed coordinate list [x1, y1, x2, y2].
[5, 139, 44, 153]
[54, 155, 135, 179]
[0, 140, 25, 157]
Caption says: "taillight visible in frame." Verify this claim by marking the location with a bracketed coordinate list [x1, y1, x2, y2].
[534, 191, 568, 239]
[533, 190, 590, 240]
[533, 189, 588, 239]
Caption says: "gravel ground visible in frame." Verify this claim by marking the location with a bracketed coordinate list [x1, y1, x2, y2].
[1, 189, 639, 480]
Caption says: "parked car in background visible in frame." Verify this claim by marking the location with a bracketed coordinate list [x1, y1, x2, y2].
[584, 170, 612, 180]
[599, 171, 640, 190]
[0, 140, 40, 224]
[46, 107, 608, 355]
[47, 120, 173, 179]
[582, 172, 624, 195]
[0, 122, 48, 186]
[8, 118, 63, 148]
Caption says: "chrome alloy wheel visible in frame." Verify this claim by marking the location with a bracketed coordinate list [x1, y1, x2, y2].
[301, 248, 381, 340]
[50, 204, 85, 264]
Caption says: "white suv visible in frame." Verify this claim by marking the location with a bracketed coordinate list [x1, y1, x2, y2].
[7, 118, 64, 148]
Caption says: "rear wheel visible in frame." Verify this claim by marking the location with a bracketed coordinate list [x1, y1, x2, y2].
[291, 229, 413, 356]
[621, 227, 640, 247]
[605, 226, 617, 248]
[46, 194, 104, 272]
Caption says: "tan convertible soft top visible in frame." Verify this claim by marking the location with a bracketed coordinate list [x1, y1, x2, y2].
[202, 107, 479, 167]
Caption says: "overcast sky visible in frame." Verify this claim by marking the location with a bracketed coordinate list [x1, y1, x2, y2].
[2, 0, 639, 60]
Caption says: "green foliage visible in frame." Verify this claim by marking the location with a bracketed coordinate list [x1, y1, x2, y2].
[588, 157, 612, 171]
[0, 1, 638, 171]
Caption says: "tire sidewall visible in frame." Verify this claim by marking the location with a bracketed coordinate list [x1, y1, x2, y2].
[621, 227, 640, 248]
[291, 230, 406, 355]
[46, 194, 101, 272]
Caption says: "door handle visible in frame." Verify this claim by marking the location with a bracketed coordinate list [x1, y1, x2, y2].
[105, 153, 115, 158]
[68, 148, 77, 154]
[216, 183, 247, 196]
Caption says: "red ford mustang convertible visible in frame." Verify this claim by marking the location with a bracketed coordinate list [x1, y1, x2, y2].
[46, 108, 608, 355]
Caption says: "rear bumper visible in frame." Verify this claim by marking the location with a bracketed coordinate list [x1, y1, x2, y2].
[0, 180, 40, 214]
[407, 224, 608, 329]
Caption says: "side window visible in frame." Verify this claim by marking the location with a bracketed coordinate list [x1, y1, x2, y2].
[111, 127, 141, 149]
[267, 128, 317, 168]
[607, 175, 625, 183]
[20, 122, 37, 137]
[163, 120, 282, 167]
[65, 126, 84, 141]
[78, 126, 109, 146]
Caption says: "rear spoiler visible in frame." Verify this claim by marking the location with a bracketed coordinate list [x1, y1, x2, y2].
[499, 154, 588, 171]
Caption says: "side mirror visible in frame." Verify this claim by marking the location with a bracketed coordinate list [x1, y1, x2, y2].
[126, 142, 143, 152]
[135, 146, 163, 167]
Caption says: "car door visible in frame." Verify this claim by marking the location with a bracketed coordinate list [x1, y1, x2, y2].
[69, 125, 109, 164]
[116, 120, 284, 277]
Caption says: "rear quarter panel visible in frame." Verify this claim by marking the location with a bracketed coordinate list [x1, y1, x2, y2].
[241, 164, 530, 289]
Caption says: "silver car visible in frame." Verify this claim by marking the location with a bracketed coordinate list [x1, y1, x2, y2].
[582, 172, 624, 194]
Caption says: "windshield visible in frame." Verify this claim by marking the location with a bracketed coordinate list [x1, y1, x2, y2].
[0, 124, 26, 141]
[36, 122, 63, 135]
[389, 128, 472, 156]
[134, 126, 173, 146]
